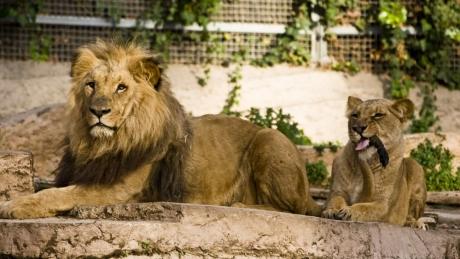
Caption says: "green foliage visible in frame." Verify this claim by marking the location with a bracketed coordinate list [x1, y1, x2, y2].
[313, 141, 341, 155]
[374, 1, 413, 99]
[96, 0, 122, 25]
[137, 240, 154, 256]
[388, 69, 414, 99]
[309, 0, 359, 27]
[306, 160, 329, 186]
[331, 60, 361, 75]
[366, 0, 460, 132]
[378, 1, 407, 28]
[410, 139, 460, 191]
[138, 0, 220, 27]
[133, 1, 222, 61]
[408, 0, 460, 89]
[221, 49, 248, 116]
[252, 4, 310, 66]
[245, 108, 312, 145]
[196, 33, 226, 87]
[410, 85, 439, 133]
[28, 34, 52, 62]
[0, 0, 42, 27]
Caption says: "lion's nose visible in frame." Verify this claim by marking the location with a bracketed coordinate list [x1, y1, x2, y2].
[352, 125, 367, 134]
[89, 107, 111, 117]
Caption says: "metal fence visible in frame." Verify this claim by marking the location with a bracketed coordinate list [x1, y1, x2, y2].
[0, 0, 458, 72]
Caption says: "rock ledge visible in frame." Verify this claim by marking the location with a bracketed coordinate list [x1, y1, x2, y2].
[0, 202, 459, 258]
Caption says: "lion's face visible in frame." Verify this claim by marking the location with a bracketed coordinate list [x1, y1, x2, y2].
[68, 41, 163, 140]
[81, 66, 138, 138]
[346, 96, 414, 159]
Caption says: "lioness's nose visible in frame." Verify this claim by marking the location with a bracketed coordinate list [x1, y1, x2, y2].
[89, 107, 111, 117]
[352, 125, 367, 134]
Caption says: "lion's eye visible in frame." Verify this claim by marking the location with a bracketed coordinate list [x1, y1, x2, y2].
[373, 113, 385, 119]
[86, 81, 96, 89]
[116, 84, 127, 93]
[351, 112, 359, 118]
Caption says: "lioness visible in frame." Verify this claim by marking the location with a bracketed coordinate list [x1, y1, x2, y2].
[0, 40, 320, 219]
[322, 97, 426, 227]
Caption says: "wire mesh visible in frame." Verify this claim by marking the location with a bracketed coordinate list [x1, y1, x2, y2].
[40, 0, 149, 19]
[327, 34, 381, 71]
[212, 0, 295, 24]
[0, 0, 458, 71]
[40, 0, 295, 24]
[0, 25, 32, 60]
[450, 44, 460, 71]
[0, 24, 310, 64]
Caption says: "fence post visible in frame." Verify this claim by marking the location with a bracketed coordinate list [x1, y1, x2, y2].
[310, 12, 329, 66]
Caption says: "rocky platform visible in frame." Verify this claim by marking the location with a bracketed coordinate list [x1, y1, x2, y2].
[0, 202, 459, 258]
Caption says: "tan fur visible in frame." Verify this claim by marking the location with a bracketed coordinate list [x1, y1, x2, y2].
[0, 40, 320, 219]
[322, 96, 427, 227]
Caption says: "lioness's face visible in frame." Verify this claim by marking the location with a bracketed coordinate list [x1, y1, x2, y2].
[70, 42, 162, 139]
[346, 96, 414, 157]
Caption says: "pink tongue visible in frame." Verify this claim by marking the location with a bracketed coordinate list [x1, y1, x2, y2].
[355, 139, 370, 151]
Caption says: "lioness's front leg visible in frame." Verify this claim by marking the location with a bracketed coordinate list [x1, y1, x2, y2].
[0, 164, 151, 219]
[335, 201, 388, 222]
[322, 194, 348, 219]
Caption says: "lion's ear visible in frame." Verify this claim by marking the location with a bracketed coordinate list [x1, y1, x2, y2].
[134, 57, 162, 90]
[346, 96, 363, 115]
[70, 48, 98, 79]
[391, 99, 415, 122]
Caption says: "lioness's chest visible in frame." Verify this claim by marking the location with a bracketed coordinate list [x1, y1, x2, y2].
[348, 172, 364, 204]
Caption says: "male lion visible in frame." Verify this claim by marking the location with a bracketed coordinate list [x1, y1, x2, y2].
[322, 97, 426, 227]
[0, 40, 320, 219]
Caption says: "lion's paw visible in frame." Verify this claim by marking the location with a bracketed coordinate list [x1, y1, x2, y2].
[0, 197, 55, 219]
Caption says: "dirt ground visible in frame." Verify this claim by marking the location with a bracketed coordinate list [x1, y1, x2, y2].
[1, 60, 459, 143]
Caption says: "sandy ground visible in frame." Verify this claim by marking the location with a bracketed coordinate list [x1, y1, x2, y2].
[1, 60, 459, 143]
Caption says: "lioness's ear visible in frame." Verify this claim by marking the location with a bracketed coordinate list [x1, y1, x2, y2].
[70, 48, 98, 79]
[134, 57, 162, 90]
[346, 96, 363, 115]
[391, 99, 414, 122]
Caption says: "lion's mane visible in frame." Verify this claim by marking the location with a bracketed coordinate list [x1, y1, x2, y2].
[55, 41, 191, 202]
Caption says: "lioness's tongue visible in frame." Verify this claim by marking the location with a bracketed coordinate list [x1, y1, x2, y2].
[355, 139, 370, 151]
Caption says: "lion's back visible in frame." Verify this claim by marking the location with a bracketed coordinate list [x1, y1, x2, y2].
[190, 114, 261, 153]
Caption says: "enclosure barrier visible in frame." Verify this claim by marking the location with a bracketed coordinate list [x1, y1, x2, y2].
[0, 0, 458, 72]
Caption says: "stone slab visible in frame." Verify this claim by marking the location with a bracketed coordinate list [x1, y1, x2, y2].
[0, 202, 458, 258]
[0, 150, 34, 201]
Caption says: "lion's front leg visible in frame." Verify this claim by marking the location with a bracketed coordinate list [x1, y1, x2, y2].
[0, 186, 77, 219]
[0, 164, 152, 219]
[335, 202, 388, 222]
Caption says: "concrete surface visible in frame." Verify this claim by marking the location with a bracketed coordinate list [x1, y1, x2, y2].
[0, 150, 34, 201]
[0, 202, 458, 258]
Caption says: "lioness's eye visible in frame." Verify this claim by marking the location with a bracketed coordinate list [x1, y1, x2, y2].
[86, 81, 95, 89]
[373, 112, 385, 119]
[351, 112, 359, 118]
[117, 84, 127, 93]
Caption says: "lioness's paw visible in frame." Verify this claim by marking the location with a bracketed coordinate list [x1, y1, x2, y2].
[322, 208, 340, 219]
[0, 198, 55, 219]
[335, 207, 352, 221]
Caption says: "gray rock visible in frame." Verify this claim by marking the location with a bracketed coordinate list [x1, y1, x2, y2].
[0, 202, 459, 258]
[0, 150, 34, 201]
